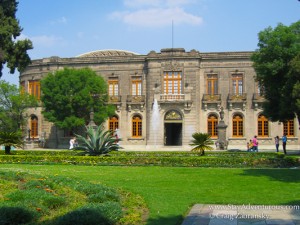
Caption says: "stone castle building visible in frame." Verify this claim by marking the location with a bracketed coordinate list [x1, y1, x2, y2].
[20, 48, 299, 150]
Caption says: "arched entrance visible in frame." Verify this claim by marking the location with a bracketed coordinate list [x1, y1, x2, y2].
[164, 110, 182, 146]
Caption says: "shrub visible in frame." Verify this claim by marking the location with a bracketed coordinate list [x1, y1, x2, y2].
[54, 202, 122, 225]
[0, 206, 34, 225]
[76, 126, 122, 156]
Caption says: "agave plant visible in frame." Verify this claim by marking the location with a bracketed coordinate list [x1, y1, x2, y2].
[0, 131, 24, 154]
[190, 132, 214, 156]
[75, 126, 122, 156]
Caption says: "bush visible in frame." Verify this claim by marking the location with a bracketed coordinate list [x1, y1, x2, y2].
[0, 206, 34, 225]
[54, 202, 122, 225]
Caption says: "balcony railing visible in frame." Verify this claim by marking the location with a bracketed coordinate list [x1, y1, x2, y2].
[158, 94, 186, 101]
[108, 95, 121, 103]
[127, 95, 145, 103]
[228, 93, 247, 101]
[202, 94, 221, 102]
[253, 93, 265, 101]
[154, 93, 192, 110]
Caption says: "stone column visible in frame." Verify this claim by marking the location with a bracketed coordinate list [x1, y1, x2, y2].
[217, 107, 228, 150]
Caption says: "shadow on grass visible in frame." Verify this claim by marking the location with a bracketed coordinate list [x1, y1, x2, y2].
[146, 215, 184, 225]
[241, 168, 300, 183]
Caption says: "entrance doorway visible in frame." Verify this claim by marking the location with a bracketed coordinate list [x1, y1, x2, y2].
[164, 110, 183, 146]
[165, 123, 182, 146]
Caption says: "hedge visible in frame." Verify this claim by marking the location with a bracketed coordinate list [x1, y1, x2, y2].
[0, 150, 299, 168]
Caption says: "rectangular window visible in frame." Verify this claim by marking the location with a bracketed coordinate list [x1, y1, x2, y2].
[258, 115, 269, 137]
[28, 81, 40, 100]
[232, 74, 243, 95]
[284, 120, 294, 137]
[131, 77, 142, 96]
[108, 79, 118, 96]
[163, 71, 182, 94]
[132, 116, 142, 137]
[233, 115, 243, 137]
[207, 74, 218, 95]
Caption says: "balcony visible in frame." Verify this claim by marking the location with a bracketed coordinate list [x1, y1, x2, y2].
[202, 94, 221, 111]
[127, 95, 145, 112]
[154, 93, 192, 111]
[253, 93, 266, 110]
[108, 95, 122, 111]
[227, 93, 247, 110]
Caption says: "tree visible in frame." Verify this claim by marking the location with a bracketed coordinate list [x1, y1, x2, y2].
[190, 132, 214, 156]
[75, 125, 122, 156]
[251, 20, 300, 125]
[0, 131, 24, 154]
[0, 0, 33, 77]
[41, 67, 115, 131]
[291, 54, 300, 112]
[0, 80, 38, 132]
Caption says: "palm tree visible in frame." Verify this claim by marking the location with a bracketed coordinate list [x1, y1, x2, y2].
[190, 132, 214, 156]
[0, 131, 24, 154]
[75, 126, 122, 156]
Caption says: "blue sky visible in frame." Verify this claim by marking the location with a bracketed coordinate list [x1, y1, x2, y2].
[2, 0, 300, 85]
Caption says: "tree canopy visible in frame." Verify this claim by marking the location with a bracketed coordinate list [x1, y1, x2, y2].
[0, 80, 38, 132]
[251, 20, 300, 125]
[0, 0, 33, 77]
[41, 68, 115, 130]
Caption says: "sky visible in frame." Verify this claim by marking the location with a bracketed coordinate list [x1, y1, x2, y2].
[2, 0, 300, 85]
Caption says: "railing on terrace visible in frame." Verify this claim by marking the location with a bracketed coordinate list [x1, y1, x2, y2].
[159, 94, 185, 101]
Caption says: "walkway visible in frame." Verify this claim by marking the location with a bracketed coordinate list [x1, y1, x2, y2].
[182, 204, 300, 225]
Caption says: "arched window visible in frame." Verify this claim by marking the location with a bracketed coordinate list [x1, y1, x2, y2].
[232, 114, 243, 137]
[109, 116, 119, 131]
[258, 114, 268, 137]
[283, 120, 294, 137]
[207, 114, 218, 138]
[132, 115, 142, 137]
[30, 115, 38, 138]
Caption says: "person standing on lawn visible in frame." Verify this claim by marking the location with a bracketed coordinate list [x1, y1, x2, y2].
[282, 133, 287, 154]
[252, 135, 258, 152]
[274, 136, 280, 152]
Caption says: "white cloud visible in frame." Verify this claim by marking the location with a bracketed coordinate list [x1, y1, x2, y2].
[50, 16, 67, 25]
[124, 0, 162, 8]
[124, 0, 196, 8]
[16, 33, 30, 41]
[30, 35, 64, 48]
[110, 7, 202, 27]
[110, 0, 202, 27]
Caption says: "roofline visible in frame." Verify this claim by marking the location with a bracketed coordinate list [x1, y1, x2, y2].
[76, 49, 141, 57]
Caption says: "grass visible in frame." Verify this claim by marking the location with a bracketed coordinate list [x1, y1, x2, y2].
[0, 164, 299, 225]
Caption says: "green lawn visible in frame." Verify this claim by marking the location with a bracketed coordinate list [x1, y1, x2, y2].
[1, 164, 299, 225]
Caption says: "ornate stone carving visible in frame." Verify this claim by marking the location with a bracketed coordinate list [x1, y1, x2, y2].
[163, 60, 180, 71]
[165, 110, 182, 120]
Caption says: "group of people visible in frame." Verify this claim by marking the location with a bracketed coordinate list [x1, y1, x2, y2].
[274, 134, 287, 154]
[247, 135, 259, 152]
[247, 134, 287, 154]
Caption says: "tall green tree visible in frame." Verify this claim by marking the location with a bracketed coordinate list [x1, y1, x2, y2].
[41, 68, 115, 131]
[251, 20, 300, 125]
[291, 54, 300, 112]
[0, 80, 38, 132]
[0, 0, 33, 77]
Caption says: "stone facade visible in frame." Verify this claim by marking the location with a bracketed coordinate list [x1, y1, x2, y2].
[20, 48, 299, 150]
